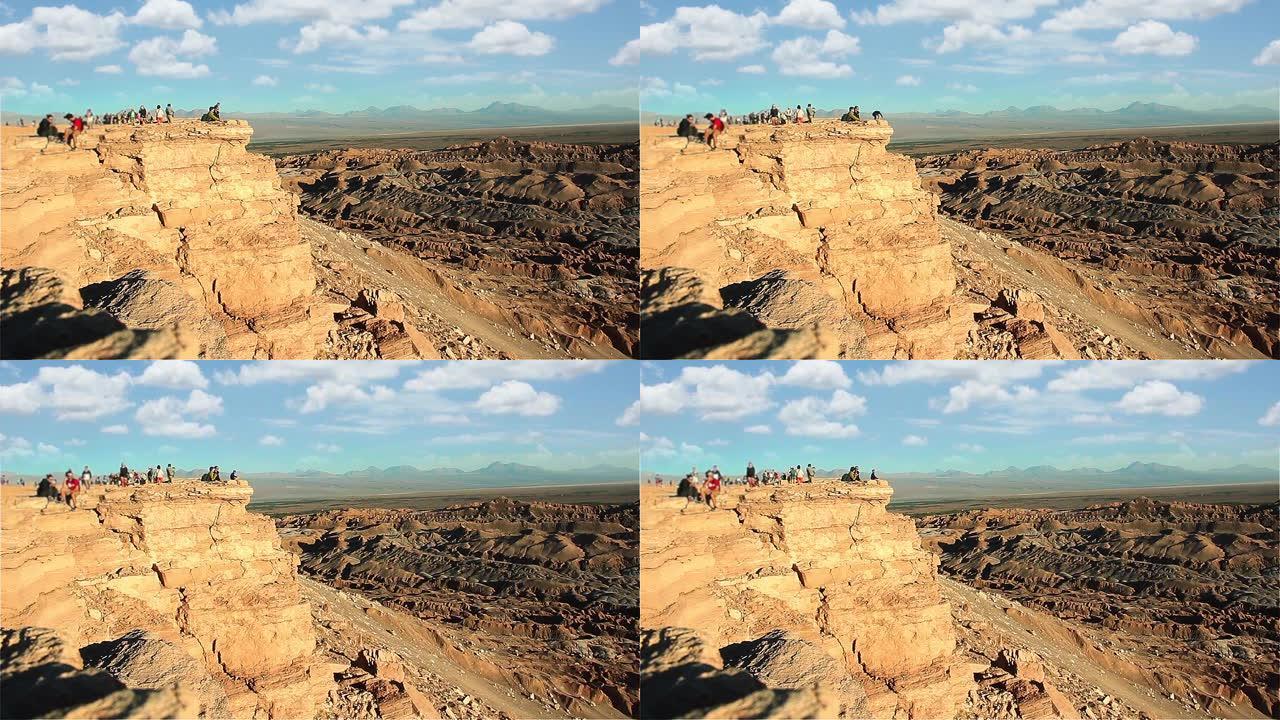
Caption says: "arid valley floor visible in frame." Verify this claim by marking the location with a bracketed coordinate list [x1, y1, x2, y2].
[639, 479, 1278, 720]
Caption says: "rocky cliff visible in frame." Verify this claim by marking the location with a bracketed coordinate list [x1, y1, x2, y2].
[640, 122, 1083, 360]
[2, 122, 331, 358]
[0, 482, 331, 718]
[640, 482, 972, 718]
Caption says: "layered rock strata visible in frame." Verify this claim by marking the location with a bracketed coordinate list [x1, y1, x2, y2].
[641, 121, 978, 358]
[0, 482, 331, 718]
[640, 482, 972, 718]
[1, 122, 329, 357]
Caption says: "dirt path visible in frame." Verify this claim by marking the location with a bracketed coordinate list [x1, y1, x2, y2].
[944, 218, 1201, 359]
[302, 577, 585, 720]
[941, 578, 1209, 720]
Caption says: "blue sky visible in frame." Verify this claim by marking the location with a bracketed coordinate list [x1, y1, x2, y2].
[627, 361, 1280, 476]
[0, 360, 638, 475]
[626, 0, 1280, 115]
[0, 0, 639, 113]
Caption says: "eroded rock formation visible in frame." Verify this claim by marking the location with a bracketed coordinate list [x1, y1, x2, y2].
[276, 138, 638, 358]
[640, 482, 972, 718]
[640, 122, 1087, 359]
[1, 122, 331, 358]
[919, 139, 1279, 358]
[0, 482, 332, 718]
[920, 499, 1279, 718]
[277, 498, 639, 718]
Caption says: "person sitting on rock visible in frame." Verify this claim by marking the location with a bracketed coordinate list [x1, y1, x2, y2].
[146, 465, 157, 483]
[36, 474, 57, 504]
[702, 112, 725, 149]
[703, 469, 721, 509]
[840, 465, 861, 483]
[200, 466, 214, 482]
[840, 106, 860, 122]
[793, 105, 807, 123]
[870, 468, 879, 480]
[229, 469, 239, 481]
[675, 114, 700, 146]
[676, 472, 693, 499]
[211, 466, 222, 482]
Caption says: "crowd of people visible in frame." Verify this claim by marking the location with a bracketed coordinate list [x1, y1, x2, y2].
[28, 463, 240, 510]
[664, 104, 886, 152]
[654, 461, 881, 511]
[31, 102, 221, 153]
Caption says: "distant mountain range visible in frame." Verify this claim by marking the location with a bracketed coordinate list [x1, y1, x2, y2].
[644, 101, 1277, 142]
[643, 462, 1276, 502]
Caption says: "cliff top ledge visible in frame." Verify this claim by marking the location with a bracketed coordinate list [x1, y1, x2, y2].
[1, 119, 255, 155]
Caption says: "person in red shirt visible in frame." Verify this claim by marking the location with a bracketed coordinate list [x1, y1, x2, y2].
[702, 113, 725, 149]
[704, 469, 722, 509]
[62, 469, 82, 509]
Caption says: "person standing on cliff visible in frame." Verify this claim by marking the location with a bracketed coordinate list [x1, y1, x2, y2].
[805, 103, 815, 122]
[81, 466, 92, 487]
[745, 460, 756, 486]
[805, 463, 815, 483]
[166, 463, 175, 482]
[165, 103, 175, 122]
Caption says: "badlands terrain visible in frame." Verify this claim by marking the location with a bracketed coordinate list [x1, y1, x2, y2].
[0, 481, 638, 720]
[639, 481, 1277, 720]
[919, 498, 1279, 720]
[639, 121, 1277, 359]
[1, 120, 637, 359]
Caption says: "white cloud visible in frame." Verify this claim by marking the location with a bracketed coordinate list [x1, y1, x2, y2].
[404, 361, 601, 392]
[37, 442, 59, 454]
[214, 0, 413, 26]
[129, 29, 217, 77]
[297, 381, 393, 413]
[0, 366, 133, 421]
[855, 0, 1056, 25]
[136, 361, 209, 390]
[738, 64, 766, 73]
[1061, 52, 1106, 63]
[252, 74, 278, 86]
[1258, 401, 1280, 427]
[1114, 381, 1203, 417]
[1252, 39, 1280, 66]
[779, 389, 866, 439]
[95, 64, 123, 73]
[778, 361, 852, 390]
[305, 82, 337, 92]
[774, 0, 845, 29]
[935, 21, 1030, 53]
[101, 424, 129, 435]
[611, 6, 770, 64]
[1047, 361, 1251, 392]
[1042, 0, 1250, 32]
[620, 365, 776, 425]
[1111, 21, 1196, 56]
[133, 0, 203, 29]
[474, 380, 560, 416]
[896, 73, 921, 85]
[135, 389, 224, 437]
[773, 29, 860, 77]
[941, 380, 1039, 413]
[260, 434, 285, 446]
[467, 21, 554, 56]
[399, 0, 606, 31]
[639, 76, 697, 97]
[954, 442, 985, 453]
[859, 360, 1050, 386]
[744, 424, 772, 434]
[947, 81, 978, 92]
[0, 5, 127, 60]
[641, 433, 676, 459]
[902, 434, 927, 446]
[1070, 412, 1115, 424]
[314, 442, 341, 453]
[286, 21, 389, 53]
[0, 434, 34, 460]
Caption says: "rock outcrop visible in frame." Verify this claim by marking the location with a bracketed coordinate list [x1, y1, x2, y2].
[640, 482, 972, 718]
[1, 122, 331, 358]
[641, 121, 979, 359]
[0, 482, 332, 718]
